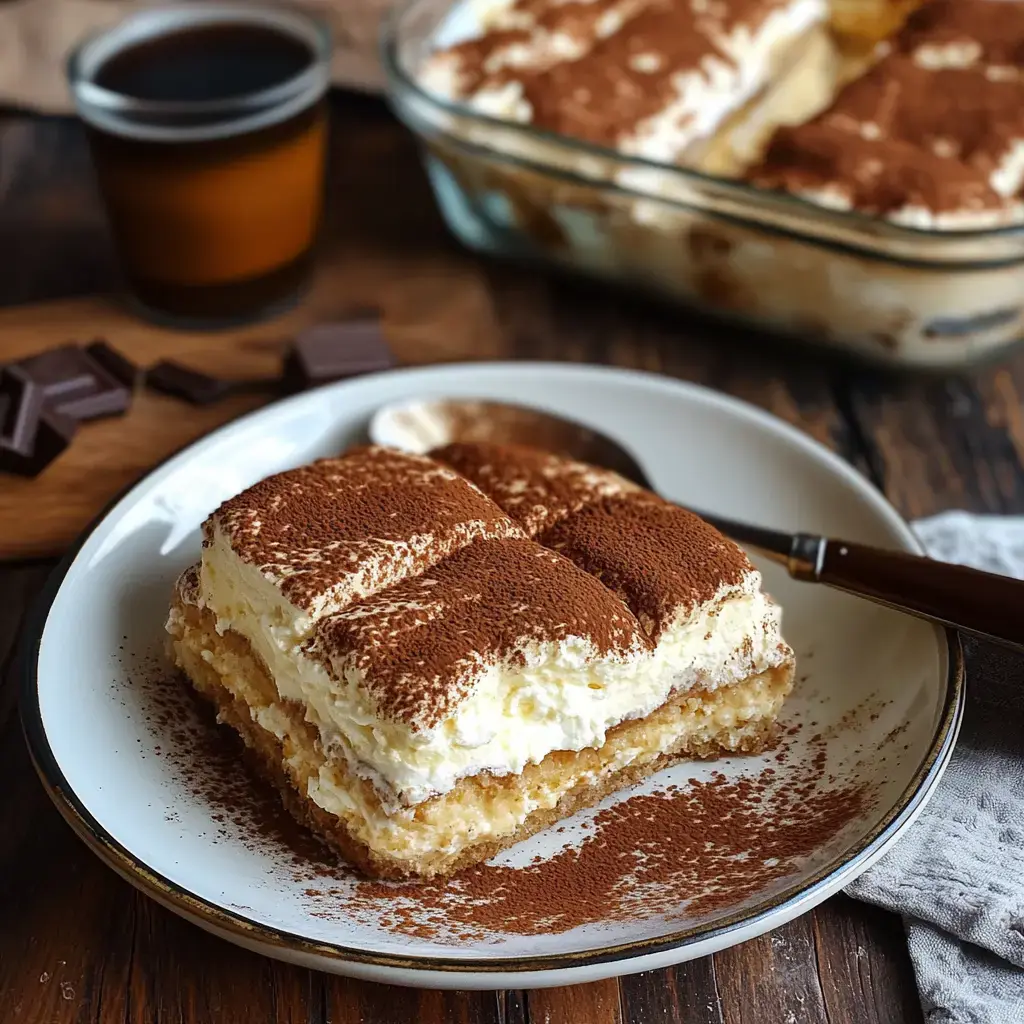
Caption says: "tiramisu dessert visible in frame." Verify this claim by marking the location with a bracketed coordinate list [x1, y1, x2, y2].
[752, 0, 1024, 227]
[418, 0, 1024, 221]
[401, 0, 1024, 366]
[167, 443, 795, 878]
[419, 0, 842, 174]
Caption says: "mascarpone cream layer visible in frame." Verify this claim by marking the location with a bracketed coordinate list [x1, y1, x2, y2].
[306, 668, 788, 859]
[178, 614, 787, 862]
[201, 529, 790, 809]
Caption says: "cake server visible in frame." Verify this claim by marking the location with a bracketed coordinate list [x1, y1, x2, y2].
[370, 397, 1024, 653]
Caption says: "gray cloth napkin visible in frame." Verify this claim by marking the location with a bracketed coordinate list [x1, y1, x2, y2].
[845, 512, 1024, 1024]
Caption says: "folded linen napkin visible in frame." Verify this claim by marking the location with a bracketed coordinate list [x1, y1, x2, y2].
[845, 511, 1024, 1024]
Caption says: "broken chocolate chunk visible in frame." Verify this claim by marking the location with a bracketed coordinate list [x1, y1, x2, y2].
[85, 339, 141, 390]
[1, 366, 44, 448]
[0, 365, 76, 477]
[16, 343, 132, 422]
[145, 360, 237, 405]
[283, 318, 395, 391]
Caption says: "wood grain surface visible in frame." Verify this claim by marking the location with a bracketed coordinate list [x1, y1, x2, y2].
[0, 268, 502, 559]
[5, 91, 1023, 1024]
[0, 100, 503, 558]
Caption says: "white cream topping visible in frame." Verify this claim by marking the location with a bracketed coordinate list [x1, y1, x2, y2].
[790, 182, 1024, 230]
[202, 514, 519, 633]
[419, 0, 827, 164]
[200, 531, 790, 810]
[621, 0, 827, 164]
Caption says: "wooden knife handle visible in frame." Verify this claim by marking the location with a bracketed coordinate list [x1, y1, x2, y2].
[811, 539, 1024, 651]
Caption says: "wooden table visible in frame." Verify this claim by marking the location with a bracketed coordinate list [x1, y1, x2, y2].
[3, 92, 1019, 1024]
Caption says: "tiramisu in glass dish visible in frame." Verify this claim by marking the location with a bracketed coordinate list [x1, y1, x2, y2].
[384, 0, 1024, 368]
[167, 443, 795, 878]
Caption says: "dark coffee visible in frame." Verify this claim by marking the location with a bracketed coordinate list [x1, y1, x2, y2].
[71, 10, 329, 326]
[95, 24, 314, 104]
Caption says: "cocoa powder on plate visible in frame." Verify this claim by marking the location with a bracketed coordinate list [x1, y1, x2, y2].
[335, 748, 870, 939]
[132, 652, 876, 942]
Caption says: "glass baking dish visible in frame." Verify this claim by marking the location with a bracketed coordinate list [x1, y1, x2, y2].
[382, 0, 1024, 370]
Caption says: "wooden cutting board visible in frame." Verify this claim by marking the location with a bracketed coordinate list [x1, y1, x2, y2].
[0, 251, 505, 560]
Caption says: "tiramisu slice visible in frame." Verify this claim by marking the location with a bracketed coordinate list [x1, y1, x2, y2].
[434, 441, 794, 686]
[198, 446, 523, 678]
[418, 0, 833, 169]
[751, 0, 1024, 227]
[430, 439, 642, 535]
[168, 444, 794, 878]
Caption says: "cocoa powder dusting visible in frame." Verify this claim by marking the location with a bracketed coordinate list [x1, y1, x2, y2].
[310, 538, 650, 730]
[431, 440, 639, 537]
[541, 492, 752, 640]
[127, 648, 336, 872]
[332, 734, 871, 940]
[434, 0, 789, 147]
[206, 445, 523, 613]
[752, 0, 1024, 220]
[127, 646, 882, 945]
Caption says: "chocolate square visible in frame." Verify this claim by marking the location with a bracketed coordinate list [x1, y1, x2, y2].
[0, 365, 44, 451]
[0, 365, 76, 477]
[85, 340, 141, 390]
[145, 360, 237, 405]
[17, 343, 132, 422]
[284, 318, 395, 391]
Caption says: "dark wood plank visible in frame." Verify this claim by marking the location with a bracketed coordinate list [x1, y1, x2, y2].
[122, 899, 322, 1024]
[0, 562, 52, 727]
[325, 979, 500, 1023]
[527, 980, 623, 1024]
[839, 366, 1024, 519]
[483, 266, 861, 467]
[0, 116, 115, 306]
[502, 989, 529, 1024]
[0, 713, 325, 1024]
[813, 897, 924, 1024]
[618, 904, 924, 1024]
[620, 956, 726, 1024]
[714, 918, 830, 1024]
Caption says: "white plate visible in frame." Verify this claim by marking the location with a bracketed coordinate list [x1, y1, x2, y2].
[23, 363, 962, 990]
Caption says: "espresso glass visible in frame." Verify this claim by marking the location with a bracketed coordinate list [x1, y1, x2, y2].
[68, 4, 331, 327]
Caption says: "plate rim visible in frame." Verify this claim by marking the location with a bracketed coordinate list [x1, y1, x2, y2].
[20, 361, 966, 975]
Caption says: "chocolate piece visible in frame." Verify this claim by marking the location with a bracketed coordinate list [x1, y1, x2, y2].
[0, 366, 44, 454]
[0, 366, 76, 477]
[85, 339, 141, 390]
[16, 343, 132, 422]
[145, 360, 236, 405]
[284, 318, 394, 391]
